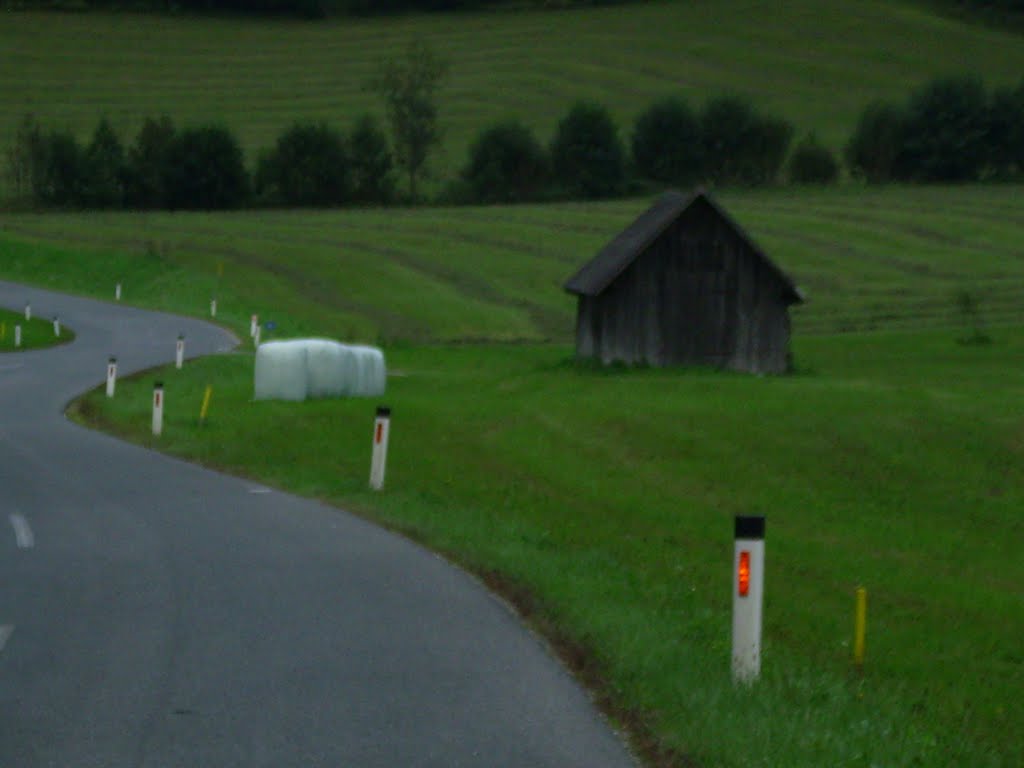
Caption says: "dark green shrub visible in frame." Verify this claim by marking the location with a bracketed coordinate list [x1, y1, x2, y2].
[124, 116, 177, 210]
[844, 101, 907, 183]
[550, 101, 626, 199]
[255, 121, 351, 207]
[987, 80, 1024, 178]
[631, 97, 703, 185]
[700, 96, 793, 186]
[461, 120, 549, 203]
[35, 129, 87, 207]
[900, 75, 989, 182]
[81, 118, 126, 209]
[350, 114, 396, 205]
[788, 132, 839, 185]
[5, 114, 46, 201]
[164, 124, 249, 210]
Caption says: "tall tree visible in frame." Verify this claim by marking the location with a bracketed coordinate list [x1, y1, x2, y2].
[125, 115, 177, 210]
[367, 39, 448, 201]
[6, 114, 45, 201]
[82, 117, 126, 209]
[550, 101, 626, 199]
[255, 121, 351, 206]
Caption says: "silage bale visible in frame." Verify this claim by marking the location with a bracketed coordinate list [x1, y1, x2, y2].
[253, 338, 386, 400]
[306, 339, 346, 398]
[336, 344, 359, 396]
[254, 340, 310, 401]
[347, 344, 387, 396]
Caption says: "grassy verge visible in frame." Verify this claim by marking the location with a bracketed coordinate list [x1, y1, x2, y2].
[0, 306, 74, 351]
[71, 333, 1024, 766]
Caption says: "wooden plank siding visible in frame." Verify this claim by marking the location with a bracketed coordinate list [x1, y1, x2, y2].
[567, 191, 801, 374]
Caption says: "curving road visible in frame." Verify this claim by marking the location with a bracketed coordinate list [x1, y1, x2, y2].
[0, 281, 635, 767]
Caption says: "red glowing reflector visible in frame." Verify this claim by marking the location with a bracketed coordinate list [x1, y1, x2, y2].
[738, 550, 751, 597]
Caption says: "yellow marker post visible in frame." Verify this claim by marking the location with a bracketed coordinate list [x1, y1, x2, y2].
[853, 586, 868, 670]
[199, 385, 213, 424]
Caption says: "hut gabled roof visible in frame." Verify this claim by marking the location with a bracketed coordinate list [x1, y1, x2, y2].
[563, 189, 804, 304]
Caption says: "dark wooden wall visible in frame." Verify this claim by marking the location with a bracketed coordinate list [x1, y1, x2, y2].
[575, 199, 793, 373]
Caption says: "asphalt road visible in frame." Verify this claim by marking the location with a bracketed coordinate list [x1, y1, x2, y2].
[0, 281, 636, 767]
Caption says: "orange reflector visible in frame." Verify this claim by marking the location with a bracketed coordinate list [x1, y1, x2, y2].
[738, 550, 750, 597]
[375, 422, 383, 444]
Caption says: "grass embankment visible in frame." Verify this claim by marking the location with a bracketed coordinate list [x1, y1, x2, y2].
[0, 306, 74, 351]
[1, 185, 1022, 340]
[73, 334, 1024, 767]
[3, 184, 1022, 765]
[2, 1, 1024, 193]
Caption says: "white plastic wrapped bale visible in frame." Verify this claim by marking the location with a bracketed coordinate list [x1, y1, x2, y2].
[306, 339, 347, 398]
[253, 339, 386, 400]
[347, 344, 387, 397]
[254, 340, 310, 401]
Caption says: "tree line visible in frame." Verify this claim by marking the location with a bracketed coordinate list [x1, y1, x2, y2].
[6, 70, 1023, 211]
[15, 0, 1024, 19]
[845, 74, 1024, 183]
[9, 0, 633, 19]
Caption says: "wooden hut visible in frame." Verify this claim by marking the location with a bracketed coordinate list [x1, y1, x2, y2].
[564, 189, 803, 373]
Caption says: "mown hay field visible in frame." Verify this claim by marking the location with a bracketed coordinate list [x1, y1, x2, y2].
[2, 1, 1024, 191]
[1, 184, 1022, 343]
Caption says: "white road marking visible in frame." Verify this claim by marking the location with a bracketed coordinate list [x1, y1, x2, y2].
[248, 487, 271, 495]
[9, 514, 34, 549]
[0, 626, 13, 653]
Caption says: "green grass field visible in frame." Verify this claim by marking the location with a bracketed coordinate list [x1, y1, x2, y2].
[3, 1, 1024, 764]
[2, 1, 1024, 192]
[0, 306, 74, 351]
[1, 185, 1022, 342]
[71, 334, 1024, 767]
[1, 183, 1022, 765]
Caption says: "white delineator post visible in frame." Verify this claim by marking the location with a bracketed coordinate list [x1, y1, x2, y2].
[152, 382, 164, 437]
[732, 515, 766, 684]
[106, 357, 117, 397]
[250, 314, 258, 338]
[253, 324, 261, 348]
[53, 316, 60, 337]
[369, 406, 391, 491]
[115, 282, 122, 301]
[14, 325, 21, 348]
[24, 303, 31, 321]
[210, 298, 217, 318]
[175, 334, 185, 369]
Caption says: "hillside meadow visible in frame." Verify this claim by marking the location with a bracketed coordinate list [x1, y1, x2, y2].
[1, 185, 1022, 341]
[2, 1, 1024, 194]
[0, 183, 1022, 765]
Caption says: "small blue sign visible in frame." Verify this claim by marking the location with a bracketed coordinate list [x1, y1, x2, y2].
[265, 321, 277, 330]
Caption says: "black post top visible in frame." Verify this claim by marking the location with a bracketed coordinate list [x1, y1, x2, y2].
[735, 515, 766, 540]
[376, 406, 391, 418]
[154, 381, 164, 389]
